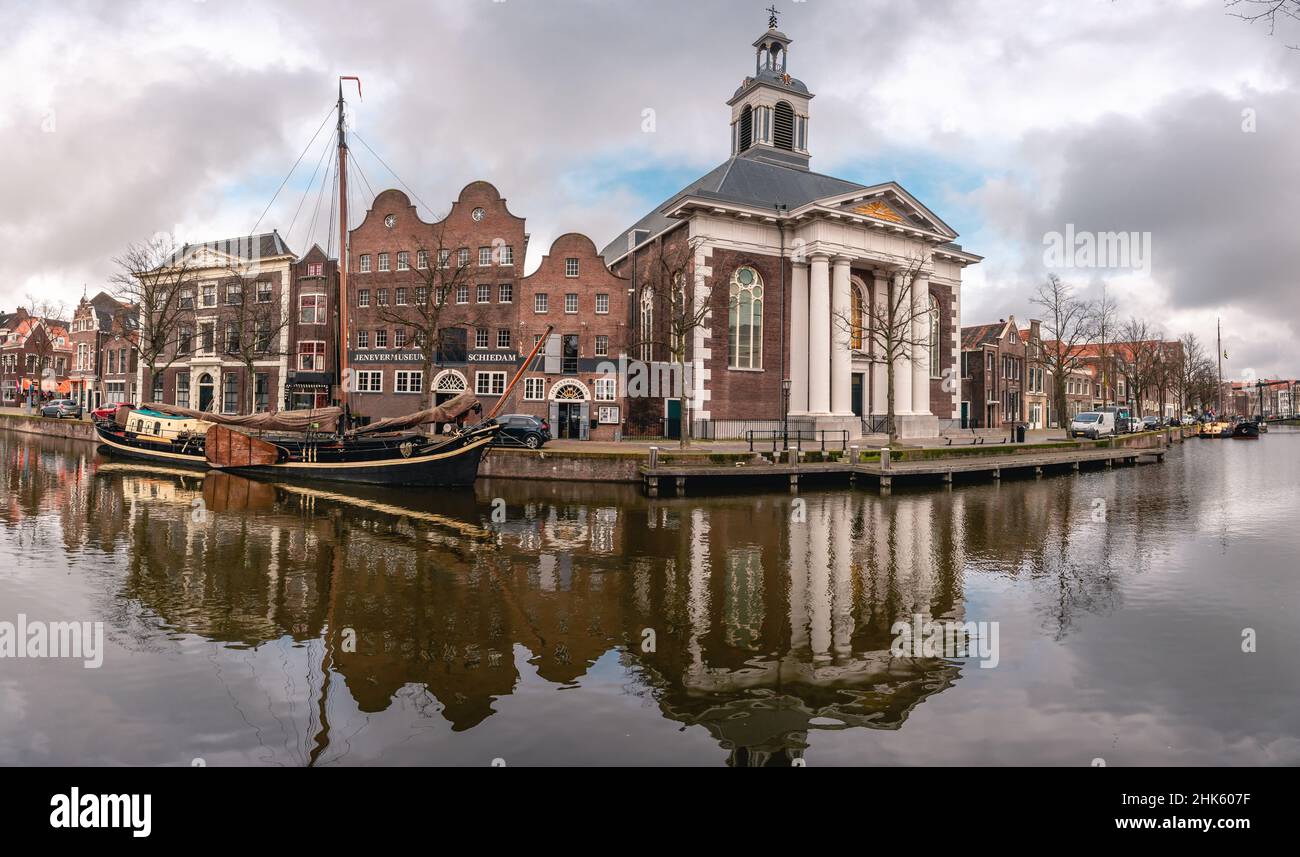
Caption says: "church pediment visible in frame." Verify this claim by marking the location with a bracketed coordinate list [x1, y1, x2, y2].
[816, 183, 958, 239]
[849, 199, 908, 224]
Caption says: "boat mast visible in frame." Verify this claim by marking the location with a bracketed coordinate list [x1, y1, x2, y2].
[335, 77, 361, 422]
[1216, 316, 1223, 416]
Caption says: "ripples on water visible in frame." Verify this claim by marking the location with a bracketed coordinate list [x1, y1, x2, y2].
[0, 430, 1297, 766]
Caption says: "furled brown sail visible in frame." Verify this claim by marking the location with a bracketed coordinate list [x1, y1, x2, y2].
[142, 402, 342, 432]
[348, 392, 483, 435]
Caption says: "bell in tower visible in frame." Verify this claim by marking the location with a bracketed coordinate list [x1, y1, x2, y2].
[728, 7, 814, 170]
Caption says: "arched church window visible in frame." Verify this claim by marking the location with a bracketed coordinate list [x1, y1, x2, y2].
[851, 286, 865, 350]
[639, 288, 654, 362]
[738, 105, 753, 153]
[666, 273, 685, 358]
[929, 294, 941, 378]
[774, 102, 795, 151]
[728, 266, 763, 369]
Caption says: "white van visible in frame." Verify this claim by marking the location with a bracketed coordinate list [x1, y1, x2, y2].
[1069, 411, 1116, 440]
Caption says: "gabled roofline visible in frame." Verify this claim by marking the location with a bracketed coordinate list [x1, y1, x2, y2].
[810, 182, 958, 240]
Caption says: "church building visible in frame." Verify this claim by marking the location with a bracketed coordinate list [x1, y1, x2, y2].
[602, 13, 980, 438]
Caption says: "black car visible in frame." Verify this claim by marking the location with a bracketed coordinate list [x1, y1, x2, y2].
[1140, 415, 1161, 431]
[492, 414, 551, 449]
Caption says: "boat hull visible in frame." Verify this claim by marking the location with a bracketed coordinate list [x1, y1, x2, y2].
[94, 422, 497, 487]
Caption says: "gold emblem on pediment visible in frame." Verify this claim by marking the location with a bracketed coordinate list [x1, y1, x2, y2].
[852, 200, 906, 224]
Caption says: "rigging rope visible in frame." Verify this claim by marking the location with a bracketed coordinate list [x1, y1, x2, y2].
[250, 104, 337, 237]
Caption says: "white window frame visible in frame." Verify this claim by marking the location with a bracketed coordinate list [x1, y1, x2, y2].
[360, 255, 371, 273]
[477, 283, 491, 304]
[565, 258, 579, 278]
[475, 328, 489, 349]
[594, 377, 617, 402]
[395, 370, 423, 394]
[397, 251, 409, 271]
[565, 293, 578, 314]
[475, 371, 506, 396]
[524, 377, 546, 401]
[356, 370, 383, 393]
[595, 293, 609, 314]
[378, 252, 390, 272]
[535, 293, 548, 313]
[478, 247, 492, 267]
[499, 283, 513, 303]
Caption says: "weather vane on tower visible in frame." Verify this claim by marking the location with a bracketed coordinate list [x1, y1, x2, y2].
[767, 5, 779, 29]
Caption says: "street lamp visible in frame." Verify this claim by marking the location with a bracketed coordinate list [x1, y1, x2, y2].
[781, 377, 791, 450]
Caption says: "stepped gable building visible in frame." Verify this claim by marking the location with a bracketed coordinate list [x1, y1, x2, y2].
[68, 291, 130, 411]
[602, 15, 980, 439]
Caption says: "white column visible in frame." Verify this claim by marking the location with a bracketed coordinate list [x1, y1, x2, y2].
[808, 254, 831, 415]
[830, 256, 853, 416]
[870, 272, 888, 416]
[789, 261, 809, 415]
[892, 271, 913, 415]
[911, 272, 931, 416]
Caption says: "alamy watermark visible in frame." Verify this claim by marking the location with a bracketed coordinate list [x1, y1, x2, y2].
[1043, 224, 1151, 275]
[0, 614, 104, 668]
[890, 614, 1000, 668]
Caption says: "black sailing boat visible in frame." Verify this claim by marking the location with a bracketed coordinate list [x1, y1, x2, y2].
[95, 79, 539, 487]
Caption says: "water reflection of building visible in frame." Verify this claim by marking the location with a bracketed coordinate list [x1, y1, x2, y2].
[4, 429, 1155, 764]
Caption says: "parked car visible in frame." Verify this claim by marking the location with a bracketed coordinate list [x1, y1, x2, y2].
[492, 414, 552, 449]
[1167, 416, 1183, 427]
[1140, 415, 1161, 431]
[91, 402, 134, 421]
[39, 399, 83, 419]
[1069, 411, 1117, 440]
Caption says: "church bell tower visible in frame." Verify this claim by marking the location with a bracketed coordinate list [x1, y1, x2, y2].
[727, 7, 813, 169]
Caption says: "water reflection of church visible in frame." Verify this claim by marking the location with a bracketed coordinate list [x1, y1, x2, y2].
[95, 465, 979, 764]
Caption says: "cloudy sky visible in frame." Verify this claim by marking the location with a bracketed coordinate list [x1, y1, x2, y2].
[3, 0, 1298, 377]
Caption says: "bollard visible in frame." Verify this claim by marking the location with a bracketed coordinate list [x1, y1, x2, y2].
[849, 444, 860, 464]
[649, 446, 659, 469]
[881, 447, 891, 471]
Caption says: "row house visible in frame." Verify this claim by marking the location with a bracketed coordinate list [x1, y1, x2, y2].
[147, 231, 297, 414]
[516, 233, 629, 439]
[0, 309, 72, 406]
[344, 183, 630, 439]
[345, 183, 527, 422]
[959, 317, 1025, 429]
[68, 291, 132, 410]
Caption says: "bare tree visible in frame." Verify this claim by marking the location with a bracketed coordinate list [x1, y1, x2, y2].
[1118, 316, 1162, 416]
[1089, 282, 1120, 411]
[1178, 331, 1216, 414]
[214, 268, 293, 413]
[111, 235, 196, 406]
[21, 294, 69, 398]
[627, 233, 711, 448]
[1029, 274, 1093, 429]
[835, 252, 932, 444]
[1228, 0, 1300, 47]
[373, 230, 482, 412]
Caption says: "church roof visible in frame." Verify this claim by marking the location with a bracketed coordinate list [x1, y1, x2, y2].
[600, 152, 866, 264]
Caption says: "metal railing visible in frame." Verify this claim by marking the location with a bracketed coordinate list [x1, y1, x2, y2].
[746, 429, 850, 453]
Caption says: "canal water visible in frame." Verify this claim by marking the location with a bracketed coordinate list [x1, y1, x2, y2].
[1, 429, 1297, 766]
